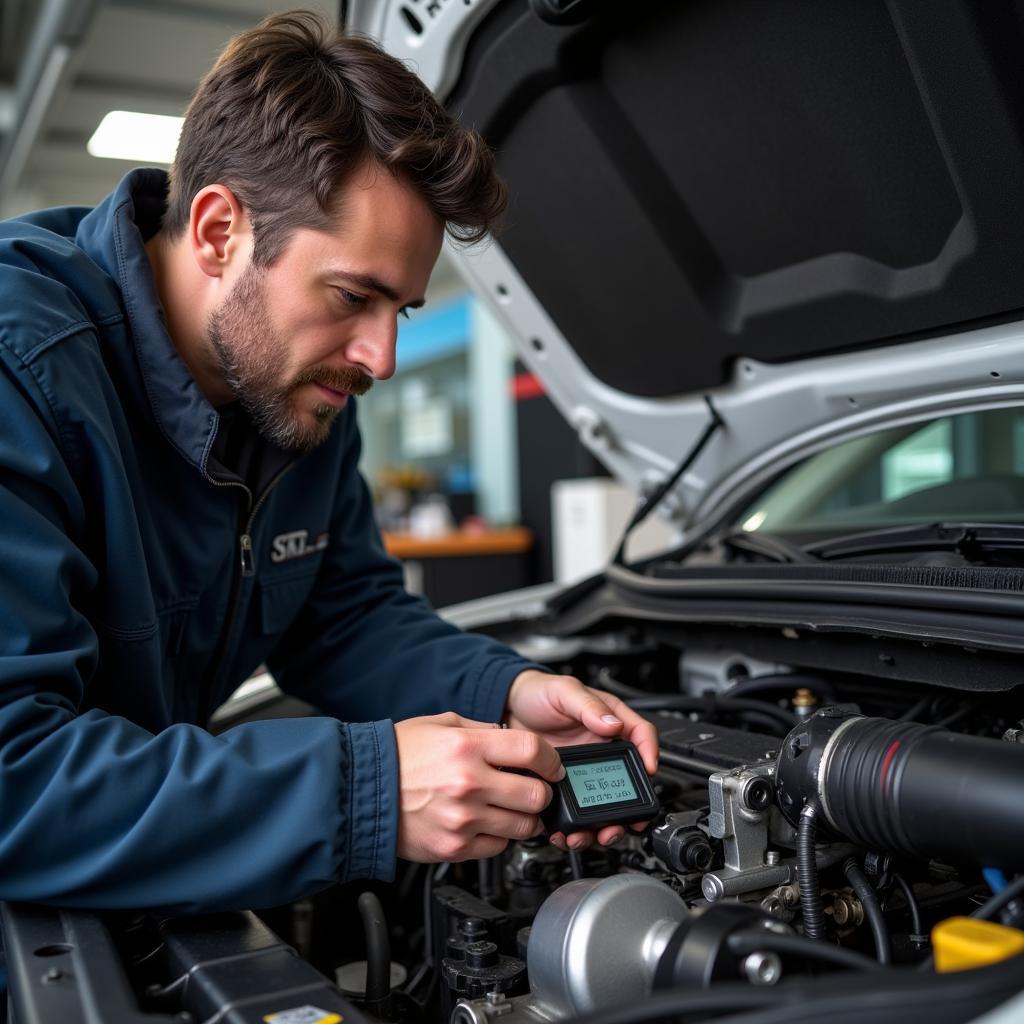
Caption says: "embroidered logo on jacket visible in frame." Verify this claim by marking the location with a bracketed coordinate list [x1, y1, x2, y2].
[270, 530, 329, 564]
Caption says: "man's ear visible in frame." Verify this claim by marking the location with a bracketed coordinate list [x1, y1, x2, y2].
[188, 185, 252, 279]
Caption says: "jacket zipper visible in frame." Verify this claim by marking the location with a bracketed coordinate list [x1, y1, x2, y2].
[197, 461, 295, 724]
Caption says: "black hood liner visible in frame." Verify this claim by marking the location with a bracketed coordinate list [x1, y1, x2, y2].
[450, 0, 1024, 397]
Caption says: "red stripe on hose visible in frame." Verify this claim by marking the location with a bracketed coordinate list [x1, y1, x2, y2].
[880, 740, 901, 796]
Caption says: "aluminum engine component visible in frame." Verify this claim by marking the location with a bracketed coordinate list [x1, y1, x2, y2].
[527, 875, 688, 1018]
[702, 766, 793, 901]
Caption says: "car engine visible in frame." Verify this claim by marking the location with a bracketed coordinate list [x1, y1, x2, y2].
[6, 632, 1023, 1024]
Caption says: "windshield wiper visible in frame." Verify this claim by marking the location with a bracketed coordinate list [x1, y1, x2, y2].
[806, 523, 1024, 561]
[716, 529, 820, 564]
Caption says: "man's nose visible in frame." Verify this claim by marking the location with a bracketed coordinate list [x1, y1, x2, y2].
[344, 312, 398, 381]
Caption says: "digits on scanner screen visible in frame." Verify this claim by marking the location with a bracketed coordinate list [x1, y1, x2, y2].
[566, 758, 638, 807]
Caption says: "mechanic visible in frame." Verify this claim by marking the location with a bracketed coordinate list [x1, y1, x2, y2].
[0, 9, 657, 928]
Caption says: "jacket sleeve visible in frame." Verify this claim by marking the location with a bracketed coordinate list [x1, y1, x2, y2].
[0, 355, 396, 914]
[267, 404, 547, 725]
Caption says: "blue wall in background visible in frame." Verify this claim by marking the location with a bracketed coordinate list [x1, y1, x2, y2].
[396, 295, 469, 371]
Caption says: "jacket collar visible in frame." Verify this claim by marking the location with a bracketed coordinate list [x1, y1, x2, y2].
[75, 169, 219, 471]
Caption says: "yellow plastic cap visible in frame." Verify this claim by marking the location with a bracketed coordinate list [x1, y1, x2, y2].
[933, 916, 1024, 973]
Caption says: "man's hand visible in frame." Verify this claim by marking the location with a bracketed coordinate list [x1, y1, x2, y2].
[394, 712, 565, 863]
[504, 670, 659, 852]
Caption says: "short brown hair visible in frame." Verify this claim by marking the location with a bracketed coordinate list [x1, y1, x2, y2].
[164, 10, 506, 264]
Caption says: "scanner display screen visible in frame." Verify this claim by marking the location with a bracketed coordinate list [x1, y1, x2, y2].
[566, 758, 638, 808]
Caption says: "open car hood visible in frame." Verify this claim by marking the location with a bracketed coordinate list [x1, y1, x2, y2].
[346, 0, 1024, 532]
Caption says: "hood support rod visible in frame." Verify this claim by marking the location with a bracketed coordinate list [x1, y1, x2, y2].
[612, 395, 724, 566]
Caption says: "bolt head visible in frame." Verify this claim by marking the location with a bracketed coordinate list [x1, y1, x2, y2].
[743, 951, 782, 986]
[702, 875, 724, 901]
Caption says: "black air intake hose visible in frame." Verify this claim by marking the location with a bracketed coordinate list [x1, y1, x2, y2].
[775, 708, 1024, 870]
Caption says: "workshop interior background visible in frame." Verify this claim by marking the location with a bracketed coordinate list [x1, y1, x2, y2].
[0, 0, 632, 606]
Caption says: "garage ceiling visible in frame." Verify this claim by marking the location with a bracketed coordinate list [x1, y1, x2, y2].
[0, 0, 343, 217]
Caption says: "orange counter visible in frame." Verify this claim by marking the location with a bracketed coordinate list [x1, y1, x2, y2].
[382, 526, 533, 560]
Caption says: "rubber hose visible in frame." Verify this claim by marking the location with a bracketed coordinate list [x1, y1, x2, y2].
[974, 873, 1024, 922]
[892, 872, 926, 944]
[726, 930, 883, 972]
[358, 890, 392, 1004]
[843, 858, 893, 965]
[627, 695, 797, 732]
[725, 674, 837, 702]
[798, 802, 826, 940]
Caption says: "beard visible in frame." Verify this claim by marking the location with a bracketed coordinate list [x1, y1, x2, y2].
[207, 264, 373, 452]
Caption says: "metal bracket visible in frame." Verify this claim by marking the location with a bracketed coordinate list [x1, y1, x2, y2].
[703, 766, 793, 900]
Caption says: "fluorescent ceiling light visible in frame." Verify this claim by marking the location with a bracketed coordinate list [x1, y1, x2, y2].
[87, 111, 184, 164]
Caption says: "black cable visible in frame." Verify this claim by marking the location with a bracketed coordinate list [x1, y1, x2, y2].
[897, 695, 932, 723]
[798, 802, 826, 940]
[844, 857, 893, 965]
[627, 695, 798, 733]
[973, 873, 1024, 921]
[421, 861, 449, 969]
[691, 958, 1024, 1024]
[935, 705, 972, 730]
[477, 858, 492, 902]
[726, 931, 884, 972]
[357, 891, 392, 1007]
[724, 674, 837, 701]
[892, 873, 927, 945]
[568, 956, 1024, 1024]
[736, 709, 792, 735]
[568, 848, 584, 880]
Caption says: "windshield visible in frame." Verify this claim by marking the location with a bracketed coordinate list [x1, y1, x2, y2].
[738, 407, 1024, 535]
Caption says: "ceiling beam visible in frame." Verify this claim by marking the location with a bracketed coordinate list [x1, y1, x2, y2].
[0, 0, 103, 199]
[105, 0, 269, 28]
[74, 71, 194, 105]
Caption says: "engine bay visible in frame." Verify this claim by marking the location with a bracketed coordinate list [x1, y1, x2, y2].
[7, 630, 1022, 1024]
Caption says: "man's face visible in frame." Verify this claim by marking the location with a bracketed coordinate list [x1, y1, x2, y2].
[208, 163, 443, 451]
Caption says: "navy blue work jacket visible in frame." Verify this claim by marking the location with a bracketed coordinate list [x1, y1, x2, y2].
[0, 170, 534, 914]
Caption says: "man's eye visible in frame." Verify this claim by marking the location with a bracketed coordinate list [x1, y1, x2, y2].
[338, 288, 367, 308]
[399, 306, 412, 320]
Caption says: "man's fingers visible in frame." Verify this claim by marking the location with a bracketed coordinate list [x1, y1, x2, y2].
[479, 728, 564, 782]
[564, 826, 624, 849]
[476, 807, 544, 842]
[487, 769, 553, 815]
[547, 679, 660, 775]
[595, 694, 660, 775]
[549, 678, 626, 737]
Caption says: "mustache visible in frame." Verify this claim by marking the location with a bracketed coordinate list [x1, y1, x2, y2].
[295, 364, 374, 397]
